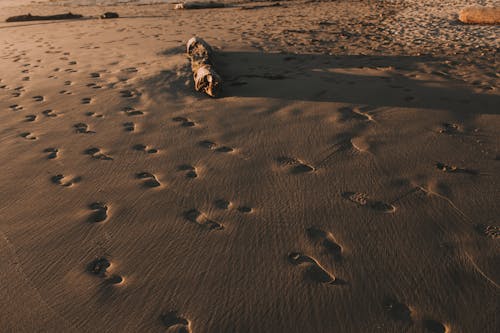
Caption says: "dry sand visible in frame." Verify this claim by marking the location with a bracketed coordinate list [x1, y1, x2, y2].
[0, 0, 499, 332]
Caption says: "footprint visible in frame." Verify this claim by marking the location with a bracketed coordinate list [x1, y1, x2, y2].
[120, 89, 140, 98]
[87, 257, 110, 277]
[74, 123, 94, 134]
[122, 67, 138, 73]
[237, 206, 252, 213]
[85, 111, 103, 118]
[42, 109, 57, 117]
[122, 106, 144, 116]
[32, 95, 44, 102]
[173, 116, 195, 127]
[20, 132, 37, 140]
[136, 172, 161, 188]
[81, 97, 92, 104]
[184, 209, 223, 230]
[199, 140, 217, 149]
[199, 140, 234, 153]
[342, 192, 396, 213]
[435, 162, 478, 175]
[276, 156, 314, 173]
[25, 114, 36, 122]
[84, 147, 113, 160]
[474, 224, 499, 239]
[306, 227, 342, 262]
[51, 174, 82, 187]
[383, 297, 412, 324]
[423, 319, 446, 333]
[133, 144, 158, 154]
[90, 72, 100, 78]
[87, 257, 124, 285]
[215, 199, 231, 209]
[161, 311, 191, 333]
[44, 147, 58, 159]
[178, 165, 197, 178]
[88, 202, 109, 223]
[288, 252, 343, 285]
[10, 104, 23, 111]
[123, 122, 135, 132]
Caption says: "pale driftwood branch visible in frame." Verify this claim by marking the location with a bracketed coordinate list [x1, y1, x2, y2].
[186, 37, 222, 97]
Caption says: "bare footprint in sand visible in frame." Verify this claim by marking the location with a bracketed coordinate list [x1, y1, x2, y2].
[85, 147, 113, 160]
[51, 174, 82, 187]
[122, 106, 144, 116]
[87, 257, 124, 285]
[74, 122, 95, 134]
[20, 132, 37, 140]
[85, 111, 104, 118]
[474, 224, 499, 239]
[199, 140, 234, 153]
[161, 311, 191, 333]
[288, 252, 344, 285]
[173, 116, 196, 127]
[136, 172, 161, 188]
[42, 109, 57, 117]
[178, 164, 197, 178]
[342, 192, 395, 213]
[133, 144, 158, 154]
[123, 122, 135, 132]
[277, 156, 315, 174]
[88, 202, 109, 223]
[184, 209, 223, 230]
[383, 297, 412, 324]
[81, 97, 92, 104]
[32, 95, 44, 102]
[423, 319, 447, 333]
[435, 162, 478, 175]
[306, 227, 342, 262]
[44, 147, 58, 159]
[25, 115, 36, 122]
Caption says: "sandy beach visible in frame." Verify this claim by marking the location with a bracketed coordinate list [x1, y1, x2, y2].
[0, 0, 498, 332]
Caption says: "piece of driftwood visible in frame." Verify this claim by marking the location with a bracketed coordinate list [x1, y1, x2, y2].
[175, 2, 226, 10]
[186, 37, 222, 97]
[6, 12, 83, 22]
[458, 6, 500, 24]
[101, 12, 119, 19]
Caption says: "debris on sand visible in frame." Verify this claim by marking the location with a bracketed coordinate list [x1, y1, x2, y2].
[101, 12, 119, 19]
[174, 2, 226, 10]
[458, 6, 500, 24]
[6, 12, 83, 23]
[186, 37, 222, 97]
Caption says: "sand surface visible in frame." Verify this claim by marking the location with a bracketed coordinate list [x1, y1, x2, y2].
[0, 0, 499, 332]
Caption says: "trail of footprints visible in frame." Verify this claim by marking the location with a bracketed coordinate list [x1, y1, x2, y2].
[6, 51, 464, 331]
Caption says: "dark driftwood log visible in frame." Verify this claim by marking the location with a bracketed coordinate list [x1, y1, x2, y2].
[175, 2, 226, 10]
[186, 37, 222, 97]
[6, 12, 83, 22]
[101, 12, 119, 19]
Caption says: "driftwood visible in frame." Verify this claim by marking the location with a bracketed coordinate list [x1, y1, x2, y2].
[6, 12, 83, 22]
[101, 12, 119, 19]
[175, 2, 226, 10]
[186, 37, 222, 97]
[458, 6, 500, 24]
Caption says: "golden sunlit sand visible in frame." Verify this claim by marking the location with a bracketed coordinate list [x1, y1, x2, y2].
[0, 0, 498, 332]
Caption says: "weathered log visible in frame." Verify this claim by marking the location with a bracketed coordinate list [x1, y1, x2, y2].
[6, 12, 83, 22]
[458, 6, 500, 24]
[186, 37, 222, 97]
[101, 12, 119, 19]
[174, 2, 226, 10]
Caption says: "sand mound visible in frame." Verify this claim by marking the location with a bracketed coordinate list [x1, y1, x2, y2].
[458, 6, 500, 24]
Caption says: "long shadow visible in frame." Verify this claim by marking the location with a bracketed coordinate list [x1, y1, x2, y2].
[208, 51, 499, 115]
